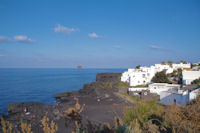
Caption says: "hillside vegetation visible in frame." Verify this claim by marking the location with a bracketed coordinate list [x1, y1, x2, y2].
[122, 95, 200, 133]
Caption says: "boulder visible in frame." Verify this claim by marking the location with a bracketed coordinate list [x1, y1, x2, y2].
[8, 103, 24, 114]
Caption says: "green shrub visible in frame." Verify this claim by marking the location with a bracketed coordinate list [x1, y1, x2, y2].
[152, 71, 171, 83]
[123, 100, 163, 127]
[114, 82, 130, 89]
[122, 93, 140, 102]
[135, 65, 141, 69]
[132, 85, 148, 88]
[192, 78, 200, 85]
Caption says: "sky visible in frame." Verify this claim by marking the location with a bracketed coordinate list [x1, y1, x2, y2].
[0, 0, 199, 68]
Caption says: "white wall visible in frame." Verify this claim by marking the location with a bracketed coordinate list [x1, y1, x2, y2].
[128, 83, 199, 106]
[154, 64, 172, 73]
[182, 70, 200, 85]
[129, 71, 150, 86]
[121, 72, 129, 82]
[160, 91, 189, 105]
[172, 63, 191, 70]
[149, 83, 180, 95]
[160, 88, 199, 105]
[189, 88, 200, 101]
[128, 87, 148, 91]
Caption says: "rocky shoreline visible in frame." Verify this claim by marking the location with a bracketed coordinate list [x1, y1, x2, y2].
[0, 73, 133, 133]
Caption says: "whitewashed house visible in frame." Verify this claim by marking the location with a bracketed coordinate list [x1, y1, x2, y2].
[148, 83, 180, 95]
[182, 70, 200, 85]
[121, 71, 130, 83]
[159, 87, 200, 105]
[129, 67, 155, 86]
[121, 66, 158, 86]
[128, 83, 180, 96]
[128, 83, 199, 106]
[154, 64, 174, 74]
[159, 90, 189, 105]
[121, 62, 191, 86]
[172, 63, 191, 70]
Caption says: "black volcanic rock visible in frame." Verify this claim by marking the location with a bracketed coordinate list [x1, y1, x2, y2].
[1, 73, 132, 133]
[8, 102, 45, 114]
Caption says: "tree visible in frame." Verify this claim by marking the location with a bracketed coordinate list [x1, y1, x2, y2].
[152, 71, 171, 83]
[167, 70, 177, 78]
[179, 60, 187, 64]
[177, 68, 183, 85]
[161, 61, 166, 65]
[135, 65, 141, 69]
[191, 63, 194, 68]
[192, 78, 200, 85]
[168, 61, 173, 67]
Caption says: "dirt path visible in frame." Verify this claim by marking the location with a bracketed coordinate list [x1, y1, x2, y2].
[114, 92, 137, 105]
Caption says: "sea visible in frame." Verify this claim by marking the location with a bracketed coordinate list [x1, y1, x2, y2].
[0, 68, 126, 115]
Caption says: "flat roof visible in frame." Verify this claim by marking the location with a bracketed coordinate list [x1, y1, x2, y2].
[149, 83, 180, 87]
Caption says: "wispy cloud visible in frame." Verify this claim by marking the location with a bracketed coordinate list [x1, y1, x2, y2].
[149, 45, 171, 52]
[14, 35, 35, 43]
[54, 24, 79, 35]
[149, 45, 161, 49]
[0, 36, 11, 42]
[0, 35, 35, 43]
[0, 54, 5, 57]
[88, 32, 101, 38]
[114, 45, 121, 49]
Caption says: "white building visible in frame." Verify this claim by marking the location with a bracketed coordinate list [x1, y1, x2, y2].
[189, 88, 200, 101]
[148, 83, 180, 95]
[182, 70, 200, 85]
[129, 67, 155, 86]
[121, 62, 191, 86]
[154, 64, 174, 74]
[160, 87, 200, 105]
[128, 83, 199, 106]
[121, 71, 130, 83]
[159, 90, 189, 105]
[172, 63, 191, 70]
[128, 83, 180, 96]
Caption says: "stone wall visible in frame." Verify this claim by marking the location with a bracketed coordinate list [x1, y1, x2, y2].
[96, 73, 122, 82]
[128, 90, 159, 101]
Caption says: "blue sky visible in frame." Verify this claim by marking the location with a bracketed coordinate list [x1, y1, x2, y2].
[0, 0, 199, 68]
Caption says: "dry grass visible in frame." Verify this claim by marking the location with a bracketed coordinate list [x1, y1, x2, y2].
[1, 117, 34, 133]
[164, 96, 200, 133]
[20, 119, 33, 133]
[65, 97, 85, 133]
[123, 95, 200, 133]
[1, 117, 13, 133]
[40, 112, 58, 133]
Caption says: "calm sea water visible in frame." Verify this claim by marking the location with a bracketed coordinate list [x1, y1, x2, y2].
[0, 68, 125, 115]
